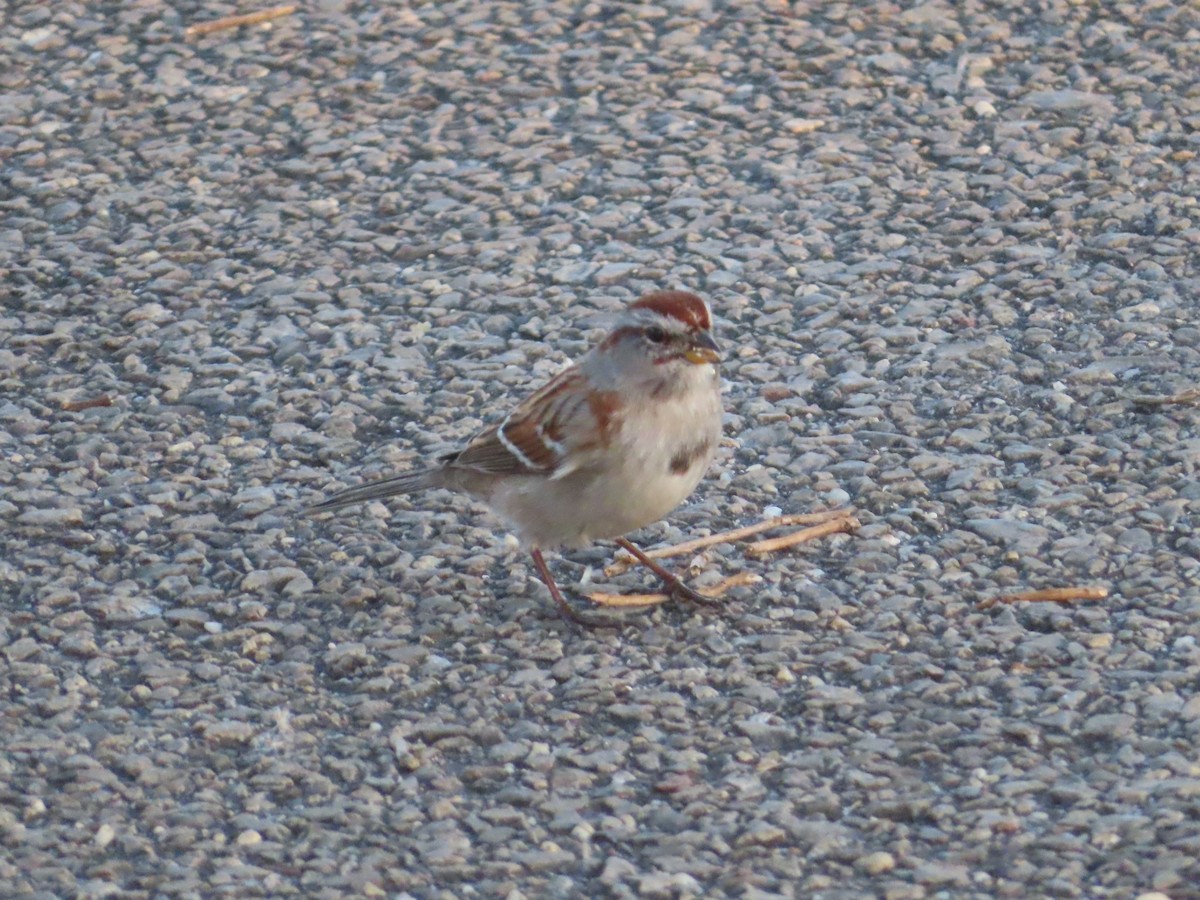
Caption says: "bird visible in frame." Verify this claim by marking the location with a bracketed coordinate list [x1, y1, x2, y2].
[308, 289, 724, 626]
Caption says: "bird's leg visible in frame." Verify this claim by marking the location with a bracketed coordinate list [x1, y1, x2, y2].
[614, 537, 719, 606]
[530, 547, 617, 628]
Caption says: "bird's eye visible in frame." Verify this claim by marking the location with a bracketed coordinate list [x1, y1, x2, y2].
[645, 325, 668, 344]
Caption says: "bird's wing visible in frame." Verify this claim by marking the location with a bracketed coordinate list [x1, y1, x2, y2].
[445, 366, 619, 479]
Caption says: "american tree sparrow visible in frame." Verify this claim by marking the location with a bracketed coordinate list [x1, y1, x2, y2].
[309, 290, 724, 626]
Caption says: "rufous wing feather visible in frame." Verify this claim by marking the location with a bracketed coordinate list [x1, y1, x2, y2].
[445, 367, 618, 478]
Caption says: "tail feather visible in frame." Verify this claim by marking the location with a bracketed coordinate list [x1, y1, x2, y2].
[306, 469, 435, 514]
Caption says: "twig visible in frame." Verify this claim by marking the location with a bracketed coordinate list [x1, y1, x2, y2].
[698, 572, 763, 597]
[604, 509, 855, 576]
[586, 572, 764, 608]
[978, 586, 1109, 611]
[585, 590, 671, 608]
[185, 5, 297, 39]
[62, 395, 113, 412]
[745, 515, 861, 556]
[1131, 388, 1200, 407]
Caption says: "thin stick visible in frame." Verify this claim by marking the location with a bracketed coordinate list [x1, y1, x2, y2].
[62, 395, 113, 412]
[699, 572, 763, 597]
[586, 591, 671, 608]
[978, 586, 1108, 611]
[586, 572, 762, 608]
[604, 509, 855, 576]
[745, 515, 861, 556]
[185, 5, 297, 38]
[1131, 388, 1200, 407]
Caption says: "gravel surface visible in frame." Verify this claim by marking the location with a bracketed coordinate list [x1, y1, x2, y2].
[3, 1, 1200, 897]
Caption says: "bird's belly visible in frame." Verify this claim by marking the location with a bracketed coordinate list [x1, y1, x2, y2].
[488, 381, 721, 549]
[491, 463, 706, 549]
[574, 467, 702, 542]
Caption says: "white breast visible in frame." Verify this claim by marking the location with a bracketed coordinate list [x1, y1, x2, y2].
[493, 365, 722, 549]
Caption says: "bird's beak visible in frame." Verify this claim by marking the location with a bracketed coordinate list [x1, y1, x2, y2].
[684, 331, 721, 365]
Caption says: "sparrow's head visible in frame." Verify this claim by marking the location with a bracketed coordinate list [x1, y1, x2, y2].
[586, 290, 721, 393]
[611, 290, 720, 366]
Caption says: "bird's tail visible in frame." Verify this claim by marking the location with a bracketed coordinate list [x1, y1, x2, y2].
[306, 469, 438, 514]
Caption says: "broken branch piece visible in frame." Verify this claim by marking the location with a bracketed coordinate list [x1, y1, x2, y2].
[62, 395, 113, 412]
[605, 508, 856, 576]
[585, 591, 671, 608]
[745, 515, 861, 556]
[185, 5, 297, 38]
[586, 571, 763, 608]
[1130, 388, 1200, 407]
[978, 586, 1109, 611]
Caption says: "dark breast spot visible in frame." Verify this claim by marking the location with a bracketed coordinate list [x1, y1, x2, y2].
[669, 439, 713, 476]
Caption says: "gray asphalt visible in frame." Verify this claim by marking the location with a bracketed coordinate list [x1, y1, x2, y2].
[3, 1, 1199, 897]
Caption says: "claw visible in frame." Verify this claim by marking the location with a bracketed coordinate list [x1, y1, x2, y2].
[530, 547, 620, 628]
[668, 579, 721, 606]
[614, 537, 718, 608]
